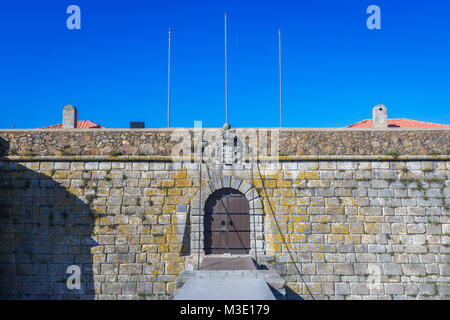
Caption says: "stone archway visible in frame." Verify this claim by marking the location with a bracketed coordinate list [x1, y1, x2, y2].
[190, 175, 264, 256]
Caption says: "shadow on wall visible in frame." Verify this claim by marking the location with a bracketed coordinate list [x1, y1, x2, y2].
[0, 137, 97, 299]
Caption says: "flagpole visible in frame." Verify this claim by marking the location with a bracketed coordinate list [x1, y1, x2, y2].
[278, 28, 282, 128]
[225, 12, 228, 126]
[168, 27, 171, 128]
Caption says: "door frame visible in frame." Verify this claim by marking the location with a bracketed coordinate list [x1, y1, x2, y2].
[204, 188, 251, 254]
[190, 175, 265, 256]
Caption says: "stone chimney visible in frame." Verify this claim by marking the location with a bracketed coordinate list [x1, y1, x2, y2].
[373, 104, 387, 128]
[63, 105, 77, 129]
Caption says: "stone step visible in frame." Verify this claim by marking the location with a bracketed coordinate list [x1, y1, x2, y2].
[174, 278, 276, 300]
[174, 269, 286, 299]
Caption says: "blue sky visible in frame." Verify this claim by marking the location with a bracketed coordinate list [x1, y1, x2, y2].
[0, 0, 449, 129]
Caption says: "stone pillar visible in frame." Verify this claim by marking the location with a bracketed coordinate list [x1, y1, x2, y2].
[373, 104, 387, 128]
[63, 105, 77, 129]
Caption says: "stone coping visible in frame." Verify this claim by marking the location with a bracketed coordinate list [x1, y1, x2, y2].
[2, 128, 448, 157]
[1, 155, 449, 162]
[1, 127, 449, 132]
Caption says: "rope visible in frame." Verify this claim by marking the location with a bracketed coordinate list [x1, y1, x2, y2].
[255, 161, 315, 300]
[251, 163, 258, 268]
[197, 160, 202, 270]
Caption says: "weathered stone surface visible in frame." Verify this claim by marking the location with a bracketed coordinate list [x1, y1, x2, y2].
[0, 129, 448, 156]
[0, 145, 449, 300]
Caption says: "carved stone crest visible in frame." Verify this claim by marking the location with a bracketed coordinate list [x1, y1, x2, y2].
[213, 125, 242, 166]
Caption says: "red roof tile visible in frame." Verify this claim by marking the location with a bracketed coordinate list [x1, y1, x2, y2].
[348, 118, 450, 128]
[40, 120, 105, 129]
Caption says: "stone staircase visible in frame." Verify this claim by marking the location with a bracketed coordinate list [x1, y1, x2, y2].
[173, 256, 286, 300]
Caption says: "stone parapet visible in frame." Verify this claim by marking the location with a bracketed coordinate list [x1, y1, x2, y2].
[0, 128, 448, 156]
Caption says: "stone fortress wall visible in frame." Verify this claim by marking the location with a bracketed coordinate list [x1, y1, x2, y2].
[0, 128, 449, 300]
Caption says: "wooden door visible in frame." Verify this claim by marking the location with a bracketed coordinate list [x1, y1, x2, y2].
[204, 188, 250, 254]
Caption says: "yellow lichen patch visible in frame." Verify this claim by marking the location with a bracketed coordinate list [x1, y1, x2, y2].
[145, 206, 162, 215]
[278, 188, 296, 198]
[97, 188, 109, 197]
[277, 179, 291, 187]
[364, 223, 381, 234]
[142, 245, 158, 253]
[162, 204, 176, 214]
[166, 235, 181, 244]
[349, 222, 364, 234]
[281, 198, 295, 206]
[169, 244, 183, 252]
[268, 242, 282, 252]
[151, 235, 166, 244]
[92, 254, 105, 263]
[140, 235, 154, 244]
[172, 170, 187, 179]
[175, 179, 191, 187]
[157, 244, 169, 252]
[158, 215, 171, 225]
[307, 206, 323, 214]
[128, 235, 140, 245]
[53, 171, 68, 179]
[160, 225, 173, 234]
[167, 188, 182, 196]
[94, 225, 115, 234]
[306, 171, 319, 180]
[90, 246, 103, 254]
[91, 206, 107, 215]
[289, 234, 307, 242]
[331, 223, 349, 234]
[68, 188, 84, 196]
[325, 199, 336, 207]
[139, 225, 152, 234]
[264, 171, 282, 181]
[167, 282, 175, 294]
[263, 179, 277, 188]
[150, 264, 165, 276]
[128, 216, 140, 225]
[304, 282, 321, 295]
[344, 234, 361, 243]
[312, 252, 324, 261]
[289, 214, 308, 222]
[249, 179, 263, 189]
[136, 253, 147, 263]
[365, 216, 383, 223]
[310, 215, 332, 223]
[267, 234, 284, 243]
[144, 188, 165, 197]
[153, 281, 167, 294]
[325, 206, 344, 215]
[161, 253, 182, 263]
[40, 163, 53, 171]
[285, 243, 299, 251]
[146, 253, 161, 264]
[327, 234, 344, 243]
[341, 197, 355, 206]
[313, 223, 330, 233]
[293, 223, 311, 233]
[161, 179, 175, 187]
[296, 172, 306, 180]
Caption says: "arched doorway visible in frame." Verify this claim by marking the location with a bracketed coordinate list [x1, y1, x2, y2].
[204, 188, 250, 254]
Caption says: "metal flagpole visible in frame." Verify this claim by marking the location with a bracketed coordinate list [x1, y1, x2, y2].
[225, 12, 228, 125]
[168, 28, 171, 128]
[278, 28, 282, 128]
